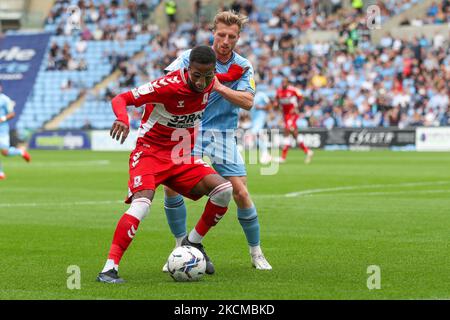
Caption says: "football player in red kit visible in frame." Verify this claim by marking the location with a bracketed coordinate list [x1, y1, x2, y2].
[97, 46, 242, 283]
[275, 78, 314, 164]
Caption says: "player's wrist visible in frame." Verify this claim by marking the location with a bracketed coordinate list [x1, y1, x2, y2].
[116, 118, 129, 127]
[213, 82, 227, 94]
[0, 116, 6, 122]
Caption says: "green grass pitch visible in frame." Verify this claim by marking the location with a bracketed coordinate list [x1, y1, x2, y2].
[0, 150, 449, 300]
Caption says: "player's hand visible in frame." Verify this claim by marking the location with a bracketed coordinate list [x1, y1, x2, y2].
[216, 64, 249, 82]
[212, 76, 225, 92]
[110, 120, 130, 144]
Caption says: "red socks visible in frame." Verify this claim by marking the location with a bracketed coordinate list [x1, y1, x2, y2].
[194, 199, 228, 236]
[106, 199, 228, 265]
[299, 142, 310, 154]
[107, 214, 140, 265]
[281, 145, 289, 160]
[283, 142, 309, 160]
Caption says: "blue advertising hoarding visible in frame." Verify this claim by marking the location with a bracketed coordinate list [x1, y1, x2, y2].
[0, 32, 51, 128]
[29, 130, 91, 150]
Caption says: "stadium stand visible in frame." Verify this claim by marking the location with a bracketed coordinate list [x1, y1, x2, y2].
[400, 0, 450, 25]
[7, 0, 450, 135]
[0, 0, 26, 30]
[15, 0, 159, 133]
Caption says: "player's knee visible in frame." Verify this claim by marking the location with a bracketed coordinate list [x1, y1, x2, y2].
[232, 187, 250, 205]
[164, 186, 179, 198]
[209, 181, 233, 207]
[126, 197, 152, 221]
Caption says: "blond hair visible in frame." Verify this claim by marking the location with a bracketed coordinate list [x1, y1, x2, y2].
[212, 11, 248, 33]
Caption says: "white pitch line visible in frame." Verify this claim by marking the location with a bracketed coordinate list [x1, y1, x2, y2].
[283, 181, 450, 198]
[253, 180, 450, 199]
[314, 189, 450, 197]
[4, 160, 111, 167]
[0, 200, 124, 208]
[1, 181, 449, 208]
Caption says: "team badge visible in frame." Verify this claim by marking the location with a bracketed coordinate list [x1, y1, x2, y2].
[137, 83, 154, 95]
[250, 77, 256, 91]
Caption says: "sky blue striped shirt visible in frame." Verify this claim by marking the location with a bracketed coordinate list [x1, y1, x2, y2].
[165, 49, 255, 131]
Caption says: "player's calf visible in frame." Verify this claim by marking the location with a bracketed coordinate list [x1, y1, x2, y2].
[98, 195, 152, 283]
[187, 181, 233, 275]
[191, 181, 232, 240]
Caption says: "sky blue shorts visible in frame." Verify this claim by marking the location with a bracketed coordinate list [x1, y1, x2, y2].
[193, 130, 247, 177]
[0, 133, 10, 149]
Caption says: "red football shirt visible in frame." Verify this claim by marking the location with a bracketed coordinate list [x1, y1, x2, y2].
[276, 86, 302, 115]
[112, 69, 214, 159]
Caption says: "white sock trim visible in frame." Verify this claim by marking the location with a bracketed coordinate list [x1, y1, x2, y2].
[208, 182, 232, 207]
[250, 245, 262, 256]
[188, 229, 203, 244]
[126, 197, 151, 221]
[102, 259, 118, 273]
[175, 236, 184, 247]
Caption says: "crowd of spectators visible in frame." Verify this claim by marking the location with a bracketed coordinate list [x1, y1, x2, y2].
[46, 41, 88, 71]
[44, 0, 450, 130]
[45, 0, 157, 38]
[156, 0, 450, 129]
[44, 0, 161, 69]
[401, 0, 450, 26]
[228, 0, 427, 32]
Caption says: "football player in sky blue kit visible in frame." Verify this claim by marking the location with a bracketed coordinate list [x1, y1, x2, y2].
[162, 11, 272, 272]
[0, 84, 31, 180]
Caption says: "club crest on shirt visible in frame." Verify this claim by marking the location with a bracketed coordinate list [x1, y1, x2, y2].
[250, 77, 256, 91]
[132, 83, 154, 99]
[133, 175, 142, 188]
[137, 83, 154, 95]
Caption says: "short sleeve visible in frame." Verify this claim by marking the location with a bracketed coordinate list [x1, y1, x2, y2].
[165, 50, 190, 73]
[2, 95, 15, 113]
[236, 63, 256, 95]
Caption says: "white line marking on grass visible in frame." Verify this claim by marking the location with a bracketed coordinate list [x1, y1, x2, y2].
[253, 181, 450, 199]
[283, 181, 450, 198]
[5, 160, 111, 167]
[0, 200, 124, 208]
[1, 181, 448, 208]
[337, 189, 450, 197]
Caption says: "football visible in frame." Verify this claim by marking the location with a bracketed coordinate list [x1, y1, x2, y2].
[167, 245, 206, 282]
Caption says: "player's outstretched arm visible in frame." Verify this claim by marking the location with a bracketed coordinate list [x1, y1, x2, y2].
[213, 76, 254, 110]
[110, 92, 135, 144]
[110, 82, 166, 143]
[0, 111, 15, 123]
[0, 100, 16, 123]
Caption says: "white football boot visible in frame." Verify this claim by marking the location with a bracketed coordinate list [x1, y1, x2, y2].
[304, 150, 314, 164]
[273, 156, 286, 163]
[259, 153, 272, 165]
[251, 253, 272, 270]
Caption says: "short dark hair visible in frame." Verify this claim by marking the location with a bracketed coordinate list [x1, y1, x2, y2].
[189, 45, 216, 66]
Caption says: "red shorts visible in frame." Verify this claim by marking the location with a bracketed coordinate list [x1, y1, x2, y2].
[284, 114, 299, 131]
[126, 145, 217, 203]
